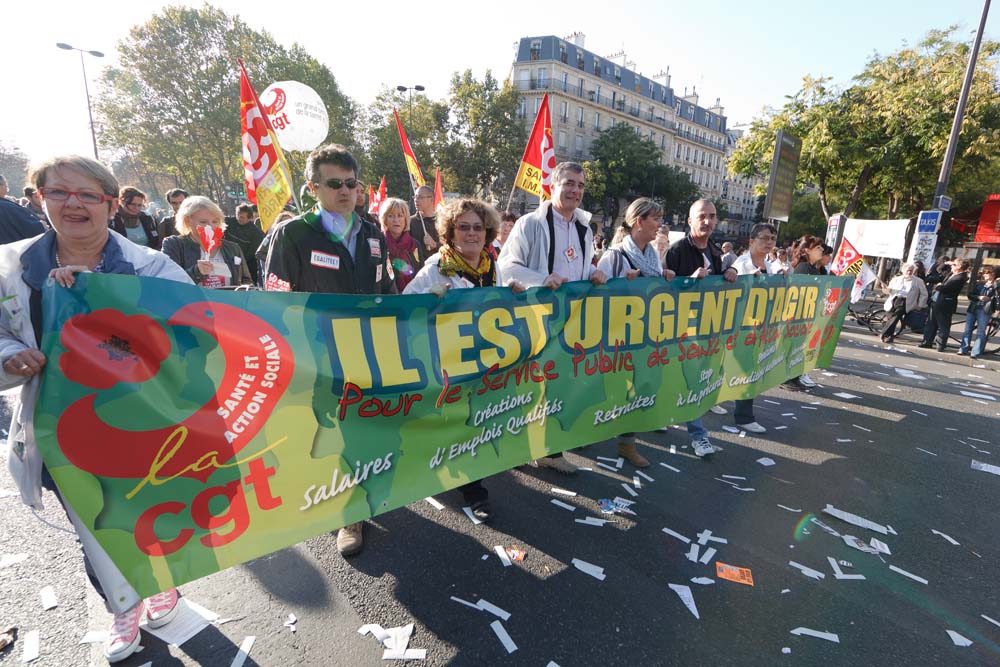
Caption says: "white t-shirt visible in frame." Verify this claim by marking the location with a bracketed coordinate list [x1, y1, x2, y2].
[550, 208, 588, 281]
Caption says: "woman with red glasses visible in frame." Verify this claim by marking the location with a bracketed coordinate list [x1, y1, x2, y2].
[0, 155, 192, 663]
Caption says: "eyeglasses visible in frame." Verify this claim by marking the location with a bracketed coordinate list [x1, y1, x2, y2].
[317, 178, 359, 190]
[39, 187, 115, 205]
[456, 223, 485, 232]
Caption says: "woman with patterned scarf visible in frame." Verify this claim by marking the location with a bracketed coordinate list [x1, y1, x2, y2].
[379, 197, 419, 291]
[404, 198, 525, 522]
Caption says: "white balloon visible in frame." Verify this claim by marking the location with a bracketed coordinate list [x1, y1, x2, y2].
[259, 80, 330, 151]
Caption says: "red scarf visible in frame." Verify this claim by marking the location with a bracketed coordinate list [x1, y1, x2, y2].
[386, 230, 418, 289]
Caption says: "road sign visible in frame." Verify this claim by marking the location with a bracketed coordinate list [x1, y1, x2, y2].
[933, 195, 952, 212]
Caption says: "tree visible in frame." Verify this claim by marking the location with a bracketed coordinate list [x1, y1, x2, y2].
[782, 192, 831, 241]
[95, 4, 354, 206]
[730, 29, 1000, 223]
[0, 143, 31, 195]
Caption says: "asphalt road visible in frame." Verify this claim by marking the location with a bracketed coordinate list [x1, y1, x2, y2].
[2, 323, 999, 666]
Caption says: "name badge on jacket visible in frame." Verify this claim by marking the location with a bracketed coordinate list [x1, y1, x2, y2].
[310, 250, 340, 270]
[368, 238, 381, 258]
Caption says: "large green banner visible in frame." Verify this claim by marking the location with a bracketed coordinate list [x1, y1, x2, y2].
[37, 272, 851, 596]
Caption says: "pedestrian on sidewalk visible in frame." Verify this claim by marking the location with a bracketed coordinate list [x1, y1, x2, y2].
[958, 265, 998, 359]
[879, 263, 928, 343]
[920, 258, 970, 351]
[1, 155, 193, 663]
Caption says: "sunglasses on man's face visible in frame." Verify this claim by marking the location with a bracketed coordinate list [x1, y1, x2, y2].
[317, 178, 359, 190]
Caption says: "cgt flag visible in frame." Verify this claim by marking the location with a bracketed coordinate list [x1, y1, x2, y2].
[239, 60, 294, 231]
[368, 176, 387, 216]
[513, 93, 556, 200]
[830, 236, 861, 276]
[393, 108, 425, 189]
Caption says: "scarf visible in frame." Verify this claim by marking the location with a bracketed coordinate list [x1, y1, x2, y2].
[619, 234, 664, 278]
[386, 230, 419, 285]
[437, 246, 495, 287]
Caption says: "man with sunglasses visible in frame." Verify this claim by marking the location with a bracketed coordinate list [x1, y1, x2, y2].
[409, 184, 439, 264]
[263, 144, 395, 558]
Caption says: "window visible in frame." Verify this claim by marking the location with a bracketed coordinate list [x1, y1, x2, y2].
[661, 136, 667, 149]
[594, 112, 601, 130]
[560, 100, 568, 122]
[530, 40, 541, 61]
[575, 134, 584, 154]
[558, 130, 568, 151]
[577, 106, 584, 128]
[578, 77, 584, 95]
[676, 144, 682, 159]
[614, 66, 622, 84]
[559, 42, 567, 63]
[576, 52, 585, 70]
[517, 98, 526, 119]
[537, 67, 548, 87]
[685, 146, 691, 161]
[534, 97, 541, 114]
[595, 84, 602, 101]
[593, 56, 600, 74]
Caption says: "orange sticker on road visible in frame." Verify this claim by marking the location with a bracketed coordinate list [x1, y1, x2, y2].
[716, 562, 754, 586]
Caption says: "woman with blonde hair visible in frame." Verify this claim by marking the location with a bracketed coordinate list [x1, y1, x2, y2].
[161, 196, 252, 288]
[379, 197, 419, 291]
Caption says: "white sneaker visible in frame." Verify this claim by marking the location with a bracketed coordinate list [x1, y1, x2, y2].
[709, 405, 727, 415]
[105, 602, 145, 663]
[798, 374, 817, 388]
[692, 438, 715, 457]
[737, 421, 767, 434]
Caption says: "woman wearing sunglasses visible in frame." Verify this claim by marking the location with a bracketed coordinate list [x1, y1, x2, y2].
[404, 198, 525, 522]
[0, 155, 192, 663]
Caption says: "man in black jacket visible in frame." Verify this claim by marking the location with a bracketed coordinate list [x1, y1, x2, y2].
[919, 258, 970, 351]
[409, 185, 438, 265]
[0, 197, 45, 244]
[157, 188, 188, 239]
[263, 144, 396, 559]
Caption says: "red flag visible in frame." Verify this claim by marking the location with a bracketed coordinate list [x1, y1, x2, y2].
[393, 108, 425, 188]
[513, 93, 556, 200]
[433, 168, 444, 210]
[830, 236, 860, 276]
[368, 177, 387, 216]
[239, 59, 293, 231]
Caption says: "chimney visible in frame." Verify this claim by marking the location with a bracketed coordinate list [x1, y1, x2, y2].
[709, 97, 724, 116]
[563, 31, 586, 48]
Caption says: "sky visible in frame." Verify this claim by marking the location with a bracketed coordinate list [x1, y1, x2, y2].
[1, 0, 997, 164]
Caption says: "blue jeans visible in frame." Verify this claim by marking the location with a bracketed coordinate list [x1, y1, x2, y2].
[686, 418, 707, 440]
[959, 306, 991, 356]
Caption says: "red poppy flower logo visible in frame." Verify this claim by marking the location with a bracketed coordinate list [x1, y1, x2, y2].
[59, 310, 171, 389]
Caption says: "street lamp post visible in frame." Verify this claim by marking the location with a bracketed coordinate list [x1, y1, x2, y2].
[56, 42, 104, 159]
[395, 84, 425, 126]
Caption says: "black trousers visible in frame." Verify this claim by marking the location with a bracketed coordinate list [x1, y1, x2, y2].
[881, 298, 907, 339]
[458, 480, 488, 504]
[922, 303, 956, 348]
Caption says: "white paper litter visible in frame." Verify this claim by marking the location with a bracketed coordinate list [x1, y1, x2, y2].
[620, 483, 638, 497]
[662, 527, 691, 544]
[424, 497, 444, 510]
[781, 412, 796, 417]
[889, 564, 928, 585]
[721, 474, 746, 481]
[915, 448, 937, 456]
[912, 410, 928, 416]
[596, 462, 619, 473]
[462, 506, 484, 525]
[870, 538, 891, 555]
[777, 505, 802, 513]
[635, 470, 655, 482]
[841, 535, 880, 554]
[773, 425, 788, 430]
[828, 557, 865, 581]
[960, 391, 996, 401]
[668, 584, 700, 619]
[764, 399, 782, 405]
[0, 489, 16, 499]
[632, 476, 642, 488]
[790, 627, 840, 643]
[852, 424, 872, 432]
[659, 462, 681, 472]
[981, 614, 1000, 629]
[141, 599, 218, 646]
[576, 517, 610, 526]
[550, 499, 576, 512]
[686, 543, 700, 562]
[968, 437, 990, 444]
[697, 529, 728, 546]
[229, 636, 256, 667]
[782, 647, 792, 654]
[946, 630, 973, 647]
[833, 392, 859, 399]
[823, 504, 890, 535]
[788, 561, 826, 580]
[39, 586, 58, 610]
[572, 558, 606, 580]
[476, 599, 511, 621]
[836, 438, 854, 443]
[698, 547, 717, 564]
[0, 553, 28, 568]
[21, 629, 39, 663]
[690, 577, 715, 585]
[283, 613, 297, 632]
[551, 487, 577, 496]
[971, 459, 1000, 476]
[757, 457, 776, 466]
[494, 545, 512, 567]
[490, 620, 518, 654]
[450, 596, 480, 611]
[79, 630, 108, 645]
[733, 486, 756, 492]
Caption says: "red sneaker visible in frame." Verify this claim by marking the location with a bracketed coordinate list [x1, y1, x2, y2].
[105, 602, 144, 663]
[145, 588, 181, 628]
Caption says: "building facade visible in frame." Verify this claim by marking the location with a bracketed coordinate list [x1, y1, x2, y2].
[510, 33, 728, 208]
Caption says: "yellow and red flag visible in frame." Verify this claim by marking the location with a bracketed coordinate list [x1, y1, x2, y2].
[393, 108, 425, 189]
[239, 60, 293, 231]
[433, 167, 444, 210]
[513, 93, 556, 200]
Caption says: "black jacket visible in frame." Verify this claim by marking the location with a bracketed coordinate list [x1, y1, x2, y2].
[224, 220, 266, 284]
[664, 234, 725, 276]
[110, 210, 161, 250]
[0, 198, 45, 245]
[263, 210, 397, 295]
[932, 271, 968, 314]
[409, 213, 439, 266]
[161, 234, 252, 286]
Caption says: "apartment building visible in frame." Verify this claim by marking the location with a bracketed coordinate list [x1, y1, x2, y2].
[510, 33, 728, 206]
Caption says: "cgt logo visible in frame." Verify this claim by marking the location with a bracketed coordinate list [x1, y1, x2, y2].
[262, 87, 286, 115]
[55, 303, 295, 557]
